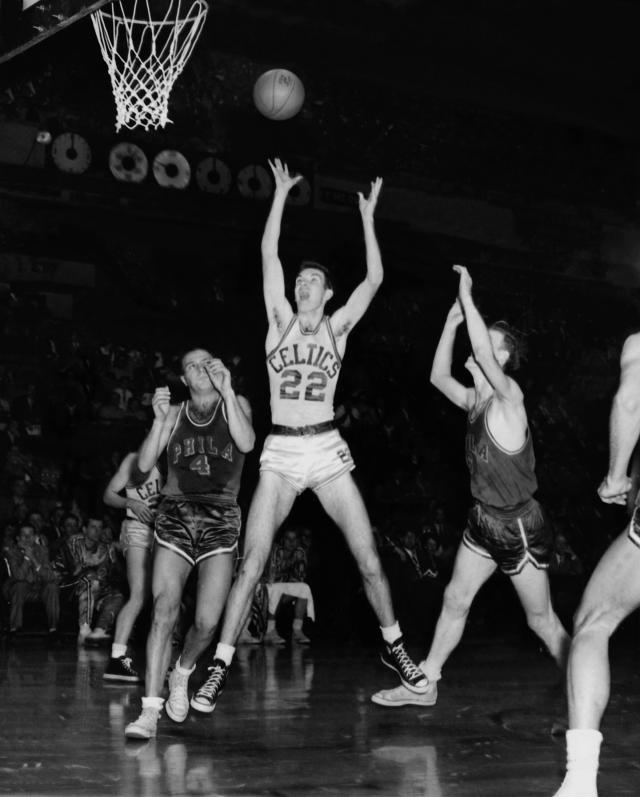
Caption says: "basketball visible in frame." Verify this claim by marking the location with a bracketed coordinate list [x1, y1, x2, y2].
[253, 69, 305, 121]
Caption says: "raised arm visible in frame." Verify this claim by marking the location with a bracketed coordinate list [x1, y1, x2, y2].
[261, 158, 298, 332]
[103, 452, 156, 525]
[137, 387, 177, 473]
[205, 360, 255, 453]
[430, 301, 475, 410]
[598, 333, 640, 506]
[330, 177, 384, 339]
[454, 265, 521, 403]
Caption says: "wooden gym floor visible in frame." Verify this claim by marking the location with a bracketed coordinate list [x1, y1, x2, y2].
[1, 633, 639, 796]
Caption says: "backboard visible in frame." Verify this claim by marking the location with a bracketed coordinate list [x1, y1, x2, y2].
[0, 0, 113, 64]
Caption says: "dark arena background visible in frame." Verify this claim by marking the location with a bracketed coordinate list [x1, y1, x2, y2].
[2, 1, 640, 795]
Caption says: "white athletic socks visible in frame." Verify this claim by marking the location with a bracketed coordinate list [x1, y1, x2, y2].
[111, 643, 127, 659]
[175, 656, 196, 675]
[141, 695, 164, 711]
[215, 643, 235, 666]
[554, 729, 602, 797]
[380, 622, 402, 644]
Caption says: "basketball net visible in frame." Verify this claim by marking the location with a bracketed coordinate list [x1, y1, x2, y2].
[91, 0, 209, 131]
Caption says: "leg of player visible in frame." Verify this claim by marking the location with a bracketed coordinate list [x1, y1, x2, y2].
[315, 473, 428, 693]
[166, 552, 234, 721]
[553, 531, 640, 797]
[193, 473, 297, 713]
[125, 548, 191, 739]
[510, 563, 570, 669]
[104, 545, 151, 683]
[371, 542, 497, 706]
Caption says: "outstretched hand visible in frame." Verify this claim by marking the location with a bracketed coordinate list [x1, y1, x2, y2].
[268, 157, 302, 194]
[598, 475, 632, 506]
[358, 177, 383, 220]
[453, 264, 473, 298]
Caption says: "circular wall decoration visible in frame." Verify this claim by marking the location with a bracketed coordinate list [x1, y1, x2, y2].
[196, 157, 232, 195]
[153, 150, 191, 190]
[237, 164, 272, 199]
[109, 142, 148, 183]
[52, 132, 92, 174]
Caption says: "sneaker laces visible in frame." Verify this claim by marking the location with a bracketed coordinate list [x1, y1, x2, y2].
[136, 707, 159, 728]
[197, 663, 226, 699]
[121, 656, 136, 674]
[390, 641, 423, 680]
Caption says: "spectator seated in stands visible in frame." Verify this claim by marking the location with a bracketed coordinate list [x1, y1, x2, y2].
[66, 517, 125, 645]
[27, 510, 49, 549]
[4, 523, 59, 637]
[263, 527, 315, 646]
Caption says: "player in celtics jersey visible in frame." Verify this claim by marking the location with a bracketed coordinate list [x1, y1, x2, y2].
[372, 264, 569, 708]
[124, 351, 255, 739]
[102, 451, 163, 682]
[192, 157, 428, 718]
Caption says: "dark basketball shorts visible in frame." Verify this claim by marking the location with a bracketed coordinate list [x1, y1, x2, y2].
[463, 498, 552, 576]
[154, 497, 241, 567]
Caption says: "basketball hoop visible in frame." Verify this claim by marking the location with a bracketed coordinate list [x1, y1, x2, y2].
[91, 0, 209, 131]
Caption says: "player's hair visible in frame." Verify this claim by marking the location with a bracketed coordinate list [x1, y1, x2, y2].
[489, 321, 527, 372]
[180, 347, 215, 373]
[298, 260, 334, 292]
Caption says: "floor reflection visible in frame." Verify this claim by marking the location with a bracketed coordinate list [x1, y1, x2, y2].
[0, 637, 583, 796]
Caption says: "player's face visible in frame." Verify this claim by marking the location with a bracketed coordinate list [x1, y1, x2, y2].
[182, 349, 215, 390]
[464, 330, 509, 375]
[489, 329, 510, 369]
[295, 269, 331, 311]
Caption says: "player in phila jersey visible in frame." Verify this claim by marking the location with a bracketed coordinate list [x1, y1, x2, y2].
[372, 264, 569, 708]
[102, 450, 163, 682]
[194, 157, 428, 715]
[124, 351, 255, 739]
[551, 331, 640, 797]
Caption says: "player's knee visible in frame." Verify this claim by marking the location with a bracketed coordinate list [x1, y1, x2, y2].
[151, 593, 180, 627]
[443, 583, 473, 616]
[525, 607, 554, 637]
[237, 549, 269, 585]
[572, 602, 619, 639]
[358, 551, 383, 584]
[193, 616, 217, 639]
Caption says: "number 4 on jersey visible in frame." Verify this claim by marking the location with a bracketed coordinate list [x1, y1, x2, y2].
[189, 455, 211, 476]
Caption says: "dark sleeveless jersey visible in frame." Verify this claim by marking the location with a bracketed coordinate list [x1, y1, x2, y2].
[465, 397, 537, 509]
[162, 400, 245, 504]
